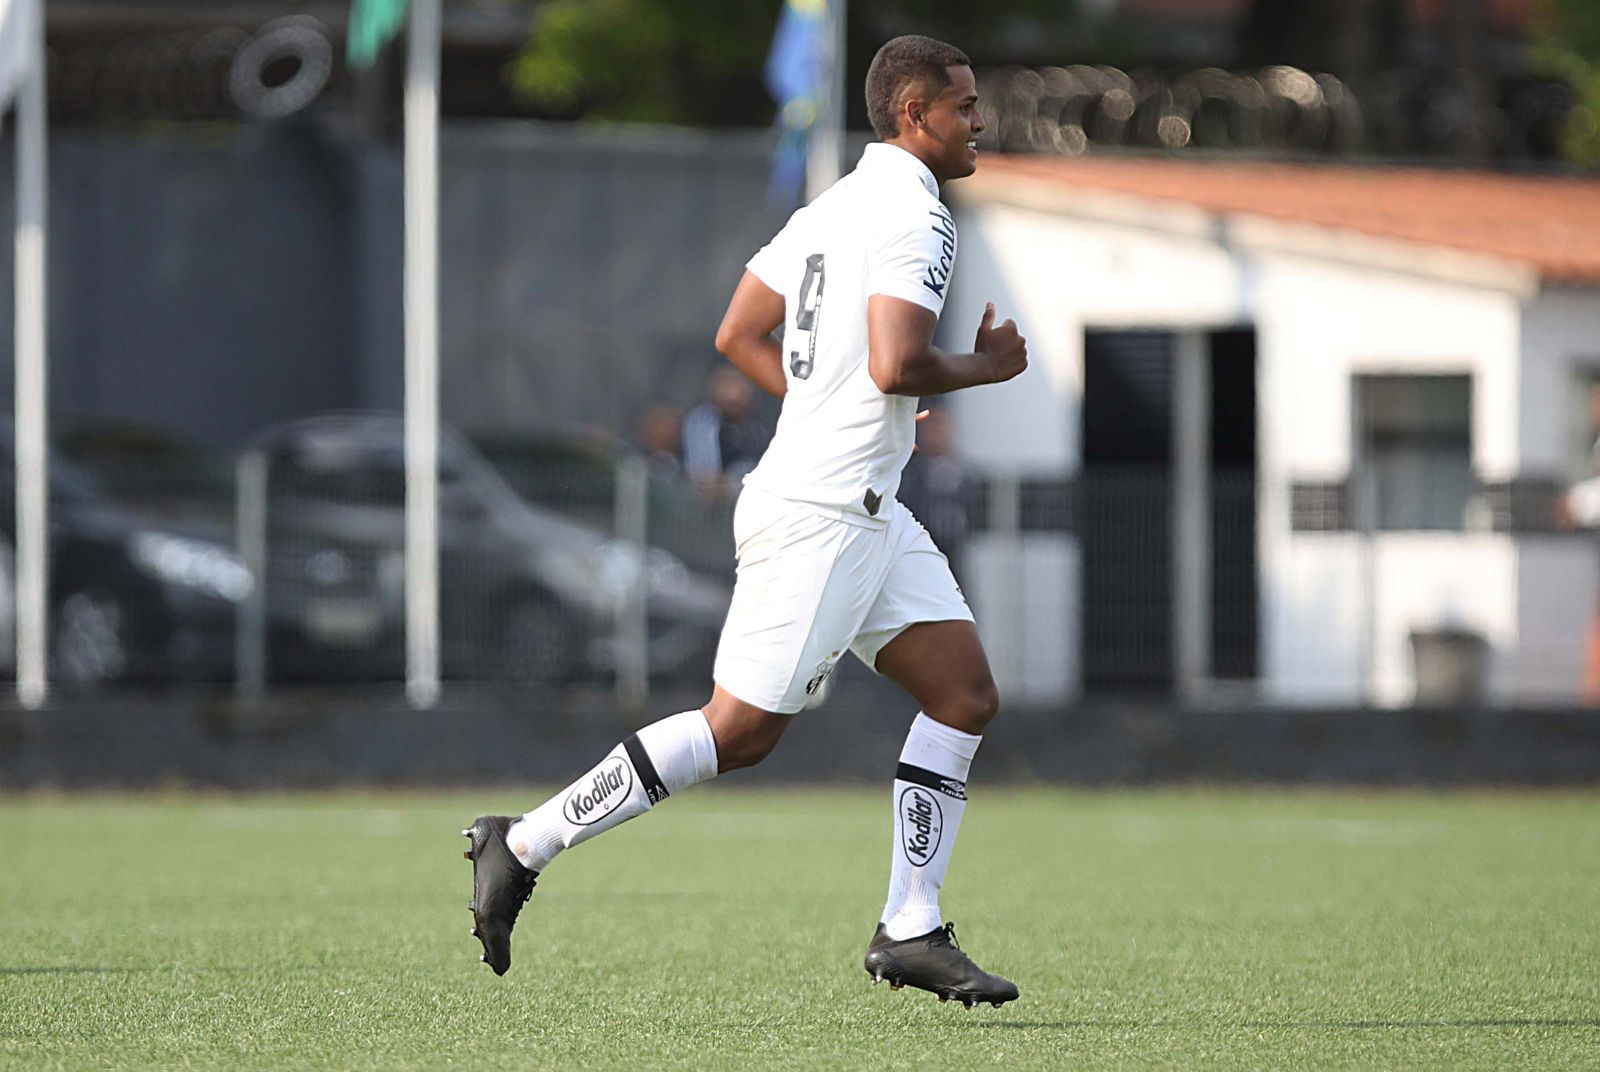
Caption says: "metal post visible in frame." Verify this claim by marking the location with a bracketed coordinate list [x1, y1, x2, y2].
[14, 2, 47, 709]
[234, 449, 269, 703]
[987, 472, 1024, 695]
[1172, 331, 1211, 703]
[1355, 465, 1379, 707]
[403, 0, 441, 709]
[1352, 380, 1378, 706]
[614, 454, 649, 710]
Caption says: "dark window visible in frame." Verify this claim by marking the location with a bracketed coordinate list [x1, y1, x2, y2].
[1354, 374, 1473, 531]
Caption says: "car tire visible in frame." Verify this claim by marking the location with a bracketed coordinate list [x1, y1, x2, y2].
[54, 590, 130, 686]
[493, 595, 577, 683]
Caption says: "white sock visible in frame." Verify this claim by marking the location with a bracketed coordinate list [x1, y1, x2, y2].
[505, 710, 719, 872]
[880, 712, 981, 940]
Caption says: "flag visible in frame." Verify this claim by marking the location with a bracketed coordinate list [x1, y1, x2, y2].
[348, 0, 409, 69]
[764, 0, 828, 204]
[0, 0, 38, 110]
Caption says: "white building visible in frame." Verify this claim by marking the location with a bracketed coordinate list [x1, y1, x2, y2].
[943, 156, 1600, 707]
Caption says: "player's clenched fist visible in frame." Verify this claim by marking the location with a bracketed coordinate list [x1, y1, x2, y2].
[974, 302, 1028, 384]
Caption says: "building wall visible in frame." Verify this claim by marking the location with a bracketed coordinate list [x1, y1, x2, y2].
[946, 193, 1555, 706]
[941, 198, 1248, 701]
[1249, 246, 1525, 704]
[1518, 286, 1600, 473]
[1511, 286, 1600, 699]
[939, 198, 1245, 474]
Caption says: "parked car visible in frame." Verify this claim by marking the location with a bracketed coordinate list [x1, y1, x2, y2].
[0, 423, 249, 686]
[51, 415, 235, 527]
[253, 413, 730, 684]
[468, 428, 735, 578]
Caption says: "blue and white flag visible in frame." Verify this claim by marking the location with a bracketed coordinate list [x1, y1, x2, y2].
[764, 0, 828, 205]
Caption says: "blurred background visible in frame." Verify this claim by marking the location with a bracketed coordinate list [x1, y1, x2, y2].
[3, 0, 1600, 786]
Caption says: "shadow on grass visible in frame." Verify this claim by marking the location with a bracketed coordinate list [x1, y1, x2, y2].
[975, 1018, 1600, 1031]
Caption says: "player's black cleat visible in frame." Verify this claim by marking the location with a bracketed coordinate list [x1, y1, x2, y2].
[462, 815, 538, 976]
[863, 922, 1019, 1008]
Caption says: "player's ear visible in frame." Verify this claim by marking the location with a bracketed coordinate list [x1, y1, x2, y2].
[902, 92, 925, 132]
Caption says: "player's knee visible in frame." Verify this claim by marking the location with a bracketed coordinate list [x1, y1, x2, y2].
[704, 704, 787, 773]
[932, 677, 1000, 735]
[967, 677, 1001, 731]
[714, 728, 780, 772]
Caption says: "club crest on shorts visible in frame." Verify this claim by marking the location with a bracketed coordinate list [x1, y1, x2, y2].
[898, 785, 944, 866]
[562, 755, 634, 826]
[804, 658, 837, 697]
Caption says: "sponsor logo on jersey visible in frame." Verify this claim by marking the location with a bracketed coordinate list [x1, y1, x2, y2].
[921, 209, 957, 298]
[899, 785, 945, 866]
[562, 755, 634, 826]
[863, 489, 882, 516]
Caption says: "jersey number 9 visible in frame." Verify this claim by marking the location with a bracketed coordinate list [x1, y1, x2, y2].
[790, 254, 825, 380]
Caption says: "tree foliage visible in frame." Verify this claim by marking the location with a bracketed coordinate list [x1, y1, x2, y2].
[509, 0, 780, 124]
[509, 0, 1074, 128]
[1531, 0, 1600, 167]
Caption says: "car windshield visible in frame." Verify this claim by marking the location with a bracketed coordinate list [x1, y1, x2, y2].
[276, 434, 477, 510]
[50, 454, 104, 504]
[0, 449, 106, 506]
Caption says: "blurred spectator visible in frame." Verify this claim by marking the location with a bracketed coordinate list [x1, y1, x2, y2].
[683, 365, 766, 497]
[1559, 380, 1600, 704]
[897, 407, 982, 584]
[634, 401, 685, 478]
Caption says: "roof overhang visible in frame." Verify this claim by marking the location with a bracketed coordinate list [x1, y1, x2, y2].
[953, 169, 1543, 300]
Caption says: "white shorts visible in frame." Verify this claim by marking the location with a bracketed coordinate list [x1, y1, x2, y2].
[712, 485, 973, 714]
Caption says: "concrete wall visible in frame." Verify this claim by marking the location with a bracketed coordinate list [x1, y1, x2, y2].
[7, 690, 1598, 787]
[0, 125, 364, 447]
[0, 121, 790, 448]
[432, 123, 791, 436]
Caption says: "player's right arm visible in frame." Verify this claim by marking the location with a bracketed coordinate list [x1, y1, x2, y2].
[715, 271, 789, 400]
[867, 297, 1027, 397]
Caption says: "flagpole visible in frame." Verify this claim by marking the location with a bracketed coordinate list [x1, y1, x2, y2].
[403, 0, 441, 708]
[804, 0, 846, 202]
[14, 0, 46, 709]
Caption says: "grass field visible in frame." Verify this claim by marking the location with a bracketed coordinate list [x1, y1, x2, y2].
[2, 787, 1597, 1070]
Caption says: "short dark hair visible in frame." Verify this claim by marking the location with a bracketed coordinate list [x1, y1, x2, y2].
[865, 35, 971, 140]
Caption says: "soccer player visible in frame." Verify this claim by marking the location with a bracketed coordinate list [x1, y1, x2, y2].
[464, 34, 1028, 1008]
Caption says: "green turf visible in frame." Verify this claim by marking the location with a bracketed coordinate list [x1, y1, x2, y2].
[1, 787, 1597, 1070]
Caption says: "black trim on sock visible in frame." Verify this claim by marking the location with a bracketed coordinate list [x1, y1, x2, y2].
[895, 762, 967, 800]
[624, 733, 670, 805]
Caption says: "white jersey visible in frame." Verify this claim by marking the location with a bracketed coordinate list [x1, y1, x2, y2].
[742, 143, 956, 525]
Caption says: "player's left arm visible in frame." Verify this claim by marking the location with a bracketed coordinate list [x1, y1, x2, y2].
[868, 296, 1027, 396]
[714, 271, 788, 400]
[865, 206, 1027, 396]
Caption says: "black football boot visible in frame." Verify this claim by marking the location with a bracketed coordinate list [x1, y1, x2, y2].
[863, 922, 1019, 1008]
[462, 815, 539, 976]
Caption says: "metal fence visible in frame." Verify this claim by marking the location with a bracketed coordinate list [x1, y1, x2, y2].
[14, 422, 1599, 710]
